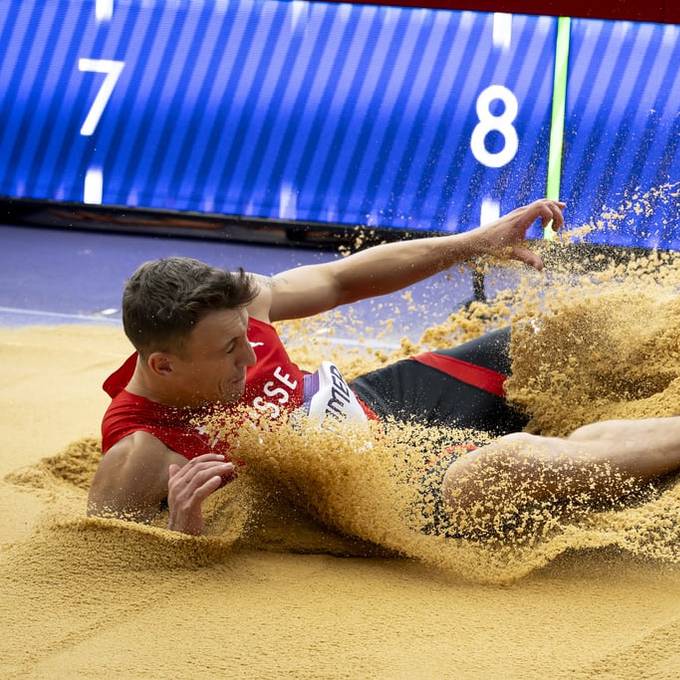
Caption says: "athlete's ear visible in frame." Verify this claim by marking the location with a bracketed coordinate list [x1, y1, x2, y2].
[147, 352, 174, 377]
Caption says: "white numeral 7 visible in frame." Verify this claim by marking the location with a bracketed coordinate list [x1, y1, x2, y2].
[78, 58, 125, 136]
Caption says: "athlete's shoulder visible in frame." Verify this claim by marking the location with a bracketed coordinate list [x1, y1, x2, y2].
[107, 429, 174, 459]
[101, 390, 168, 453]
[246, 273, 273, 323]
[88, 430, 184, 518]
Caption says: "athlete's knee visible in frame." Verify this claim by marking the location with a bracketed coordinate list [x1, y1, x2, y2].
[442, 433, 532, 487]
[440, 432, 549, 534]
[441, 437, 520, 508]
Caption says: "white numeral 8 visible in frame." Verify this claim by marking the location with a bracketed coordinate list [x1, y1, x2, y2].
[470, 85, 519, 168]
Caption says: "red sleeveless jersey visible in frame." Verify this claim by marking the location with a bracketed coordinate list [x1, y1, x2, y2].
[101, 317, 375, 459]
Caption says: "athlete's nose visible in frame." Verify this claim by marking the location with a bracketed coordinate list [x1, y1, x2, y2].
[240, 340, 257, 368]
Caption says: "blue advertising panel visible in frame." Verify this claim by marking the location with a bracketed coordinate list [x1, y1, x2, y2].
[0, 0, 555, 233]
[561, 19, 680, 248]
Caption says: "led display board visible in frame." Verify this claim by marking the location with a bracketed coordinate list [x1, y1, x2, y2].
[561, 18, 680, 247]
[0, 1, 678, 246]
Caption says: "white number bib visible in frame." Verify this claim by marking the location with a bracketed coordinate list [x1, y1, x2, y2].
[302, 362, 368, 425]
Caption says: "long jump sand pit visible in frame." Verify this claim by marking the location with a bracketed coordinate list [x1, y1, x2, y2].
[2, 248, 680, 679]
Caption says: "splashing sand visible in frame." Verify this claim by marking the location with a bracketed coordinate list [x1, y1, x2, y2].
[28, 254, 680, 585]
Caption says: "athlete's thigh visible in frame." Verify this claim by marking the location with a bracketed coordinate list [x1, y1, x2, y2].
[350, 351, 527, 434]
[434, 327, 513, 374]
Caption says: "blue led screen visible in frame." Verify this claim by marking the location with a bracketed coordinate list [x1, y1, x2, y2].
[0, 0, 554, 232]
[562, 19, 680, 248]
[0, 0, 678, 246]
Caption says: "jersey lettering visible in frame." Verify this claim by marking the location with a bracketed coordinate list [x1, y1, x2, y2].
[251, 396, 281, 418]
[273, 366, 298, 390]
[251, 364, 300, 418]
[263, 381, 290, 404]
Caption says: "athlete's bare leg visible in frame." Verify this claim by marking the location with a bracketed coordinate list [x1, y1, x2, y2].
[442, 417, 680, 535]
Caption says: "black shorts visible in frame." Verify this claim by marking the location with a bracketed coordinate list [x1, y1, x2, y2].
[350, 327, 529, 436]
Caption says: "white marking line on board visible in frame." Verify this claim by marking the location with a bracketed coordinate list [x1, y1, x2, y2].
[480, 198, 500, 225]
[0, 306, 120, 323]
[290, 0, 308, 31]
[309, 336, 400, 350]
[492, 13, 512, 49]
[279, 183, 297, 220]
[95, 0, 114, 22]
[84, 167, 103, 204]
[0, 307, 401, 348]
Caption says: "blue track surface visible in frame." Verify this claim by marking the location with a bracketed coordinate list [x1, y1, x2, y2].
[0, 225, 476, 345]
[0, 224, 333, 323]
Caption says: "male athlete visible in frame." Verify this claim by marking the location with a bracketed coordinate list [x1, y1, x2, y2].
[88, 199, 680, 536]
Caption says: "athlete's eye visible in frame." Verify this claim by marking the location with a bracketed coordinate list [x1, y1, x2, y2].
[225, 342, 236, 354]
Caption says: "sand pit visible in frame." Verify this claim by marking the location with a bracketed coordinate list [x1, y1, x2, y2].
[0, 327, 680, 678]
[4, 238, 680, 677]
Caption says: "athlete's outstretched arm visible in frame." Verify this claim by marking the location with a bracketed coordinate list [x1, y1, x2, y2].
[262, 199, 565, 322]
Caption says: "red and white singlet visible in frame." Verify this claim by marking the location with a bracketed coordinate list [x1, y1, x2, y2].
[101, 317, 376, 460]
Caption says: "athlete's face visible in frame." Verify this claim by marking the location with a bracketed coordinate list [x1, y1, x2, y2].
[169, 308, 257, 406]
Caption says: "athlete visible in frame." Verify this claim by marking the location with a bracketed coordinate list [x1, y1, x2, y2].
[87, 199, 680, 536]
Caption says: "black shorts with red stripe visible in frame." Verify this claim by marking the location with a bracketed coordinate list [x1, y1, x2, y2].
[351, 327, 528, 538]
[350, 327, 528, 436]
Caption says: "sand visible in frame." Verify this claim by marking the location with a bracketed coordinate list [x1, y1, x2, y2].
[4, 187, 680, 677]
[2, 291, 680, 677]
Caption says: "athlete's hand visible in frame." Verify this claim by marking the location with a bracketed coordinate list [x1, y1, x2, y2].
[166, 453, 237, 535]
[469, 199, 565, 271]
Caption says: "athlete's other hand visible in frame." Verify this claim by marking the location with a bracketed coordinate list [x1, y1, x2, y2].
[470, 199, 565, 271]
[166, 453, 237, 535]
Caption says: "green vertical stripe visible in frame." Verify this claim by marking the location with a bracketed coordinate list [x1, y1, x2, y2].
[545, 16, 571, 239]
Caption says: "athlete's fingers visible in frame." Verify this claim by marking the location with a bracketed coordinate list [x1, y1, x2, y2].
[186, 453, 226, 464]
[192, 475, 224, 503]
[179, 453, 226, 466]
[530, 204, 554, 230]
[170, 455, 226, 483]
[524, 199, 565, 231]
[168, 464, 233, 502]
[512, 245, 544, 271]
[548, 201, 565, 230]
[168, 464, 180, 479]
[522, 201, 550, 223]
[180, 462, 234, 488]
[177, 464, 235, 498]
[172, 460, 233, 480]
